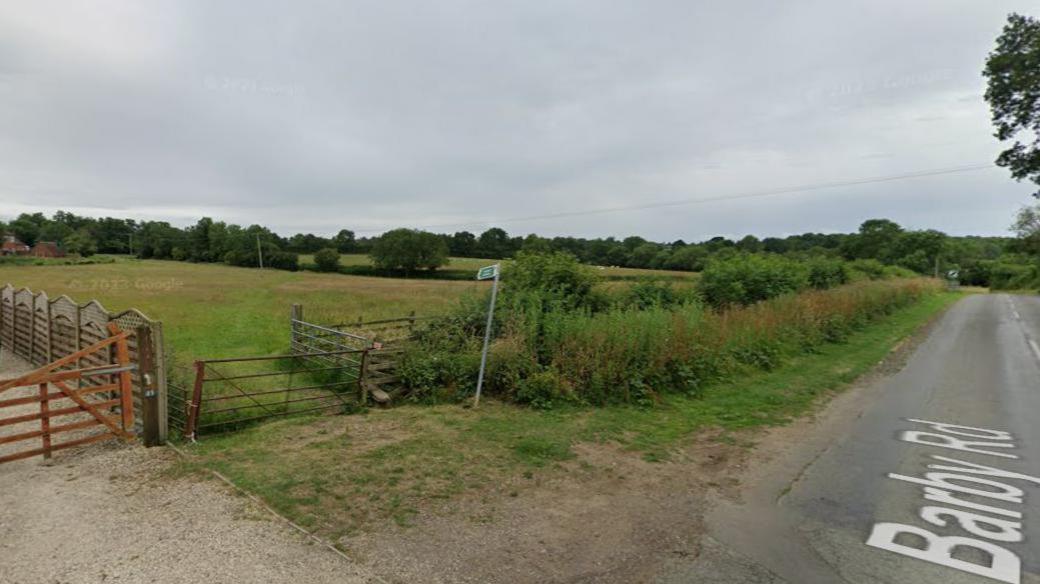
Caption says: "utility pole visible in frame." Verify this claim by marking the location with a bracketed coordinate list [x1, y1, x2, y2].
[256, 234, 265, 269]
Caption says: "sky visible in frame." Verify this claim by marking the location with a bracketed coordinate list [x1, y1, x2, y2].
[1, 1, 1038, 241]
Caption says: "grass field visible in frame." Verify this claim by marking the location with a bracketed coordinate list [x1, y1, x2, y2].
[174, 290, 964, 538]
[0, 257, 483, 361]
[299, 253, 699, 281]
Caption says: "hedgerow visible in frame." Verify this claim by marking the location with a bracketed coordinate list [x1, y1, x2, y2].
[399, 252, 940, 408]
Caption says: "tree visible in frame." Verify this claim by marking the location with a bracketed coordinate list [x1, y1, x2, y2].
[477, 227, 510, 258]
[842, 218, 903, 262]
[893, 229, 947, 275]
[64, 228, 97, 256]
[449, 231, 477, 256]
[736, 235, 762, 253]
[370, 229, 449, 273]
[985, 13, 1040, 198]
[1012, 204, 1040, 257]
[313, 247, 341, 272]
[332, 229, 356, 253]
[10, 216, 41, 246]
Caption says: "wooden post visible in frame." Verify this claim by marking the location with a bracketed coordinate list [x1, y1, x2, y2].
[39, 382, 51, 459]
[408, 310, 416, 335]
[108, 323, 134, 431]
[137, 325, 160, 446]
[73, 304, 82, 390]
[185, 360, 206, 440]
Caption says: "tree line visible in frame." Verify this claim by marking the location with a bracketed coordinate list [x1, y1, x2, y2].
[2, 210, 1036, 287]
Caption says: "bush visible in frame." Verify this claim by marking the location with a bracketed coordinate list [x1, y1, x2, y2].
[313, 247, 341, 272]
[515, 370, 568, 410]
[698, 254, 809, 307]
[806, 258, 849, 289]
[506, 251, 599, 308]
[621, 279, 692, 309]
[266, 251, 299, 271]
[847, 259, 886, 280]
[988, 261, 1039, 289]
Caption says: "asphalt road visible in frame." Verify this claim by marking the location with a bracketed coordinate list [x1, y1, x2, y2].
[667, 293, 1040, 584]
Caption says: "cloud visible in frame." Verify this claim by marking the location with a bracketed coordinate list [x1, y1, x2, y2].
[1, 0, 1036, 239]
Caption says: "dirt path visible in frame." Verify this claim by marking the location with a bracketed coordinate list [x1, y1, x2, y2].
[0, 352, 381, 584]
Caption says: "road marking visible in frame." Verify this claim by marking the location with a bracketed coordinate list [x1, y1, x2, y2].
[1029, 338, 1040, 363]
[866, 419, 1033, 584]
[1007, 297, 1021, 320]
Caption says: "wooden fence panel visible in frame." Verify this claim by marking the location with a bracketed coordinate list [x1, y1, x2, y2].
[0, 284, 168, 444]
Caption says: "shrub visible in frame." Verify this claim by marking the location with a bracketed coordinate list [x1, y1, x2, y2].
[313, 247, 341, 272]
[847, 259, 886, 280]
[515, 370, 567, 410]
[806, 258, 849, 289]
[266, 251, 299, 271]
[988, 261, 1039, 289]
[622, 279, 692, 309]
[698, 254, 809, 307]
[506, 251, 599, 308]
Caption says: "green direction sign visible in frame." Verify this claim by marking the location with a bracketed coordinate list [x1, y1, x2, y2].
[476, 264, 499, 281]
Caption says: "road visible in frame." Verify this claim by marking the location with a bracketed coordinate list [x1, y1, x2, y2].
[666, 293, 1040, 584]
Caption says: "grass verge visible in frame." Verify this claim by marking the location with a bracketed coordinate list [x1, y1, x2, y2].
[173, 291, 963, 540]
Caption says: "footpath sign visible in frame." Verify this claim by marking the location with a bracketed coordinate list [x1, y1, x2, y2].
[473, 264, 500, 406]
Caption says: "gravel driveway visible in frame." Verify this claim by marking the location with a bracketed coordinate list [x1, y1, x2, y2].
[0, 352, 381, 584]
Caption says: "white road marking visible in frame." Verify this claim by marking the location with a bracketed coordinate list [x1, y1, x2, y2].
[1007, 298, 1021, 320]
[1029, 338, 1040, 363]
[867, 420, 1033, 584]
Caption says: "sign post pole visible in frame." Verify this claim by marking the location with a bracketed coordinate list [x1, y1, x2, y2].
[473, 264, 500, 407]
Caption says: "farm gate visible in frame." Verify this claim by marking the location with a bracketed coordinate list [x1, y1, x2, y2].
[0, 323, 138, 464]
[0, 284, 167, 445]
[290, 304, 428, 403]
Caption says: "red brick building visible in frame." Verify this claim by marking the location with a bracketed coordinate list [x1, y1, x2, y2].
[1, 234, 30, 256]
[31, 241, 65, 258]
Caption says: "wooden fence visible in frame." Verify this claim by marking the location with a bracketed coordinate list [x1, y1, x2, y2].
[0, 323, 137, 464]
[0, 284, 168, 445]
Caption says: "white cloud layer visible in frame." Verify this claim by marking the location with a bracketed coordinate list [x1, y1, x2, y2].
[1, 0, 1036, 239]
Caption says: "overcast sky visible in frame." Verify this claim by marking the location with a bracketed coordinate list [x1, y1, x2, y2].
[2, 1, 1037, 241]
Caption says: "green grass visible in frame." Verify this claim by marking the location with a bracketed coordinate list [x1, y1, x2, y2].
[299, 253, 699, 282]
[175, 290, 963, 538]
[0, 257, 487, 362]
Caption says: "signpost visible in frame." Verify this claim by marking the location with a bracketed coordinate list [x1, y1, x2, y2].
[473, 264, 500, 407]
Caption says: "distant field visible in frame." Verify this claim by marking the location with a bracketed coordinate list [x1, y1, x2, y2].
[0, 258, 482, 361]
[300, 253, 699, 281]
[1, 256, 697, 362]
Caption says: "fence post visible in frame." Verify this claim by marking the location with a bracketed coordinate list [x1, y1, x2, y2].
[154, 322, 168, 443]
[185, 361, 206, 441]
[290, 304, 302, 353]
[28, 292, 36, 364]
[39, 383, 51, 459]
[137, 325, 161, 446]
[358, 349, 369, 404]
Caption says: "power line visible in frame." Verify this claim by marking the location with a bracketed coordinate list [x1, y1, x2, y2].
[354, 162, 998, 234]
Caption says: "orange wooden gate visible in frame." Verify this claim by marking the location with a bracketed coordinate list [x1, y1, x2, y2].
[0, 323, 136, 464]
